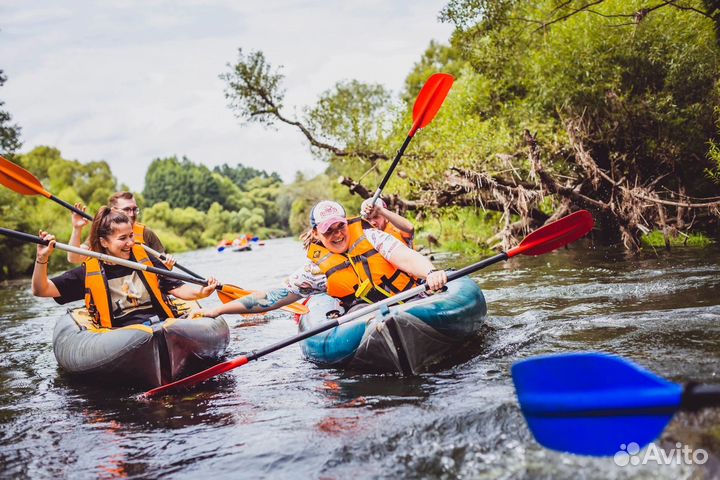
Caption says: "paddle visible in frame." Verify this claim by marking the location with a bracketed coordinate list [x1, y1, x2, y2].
[0, 154, 207, 280]
[367, 73, 454, 209]
[0, 227, 308, 314]
[512, 352, 720, 456]
[142, 209, 594, 397]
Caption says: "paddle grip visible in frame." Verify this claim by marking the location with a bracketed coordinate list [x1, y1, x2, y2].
[681, 383, 720, 411]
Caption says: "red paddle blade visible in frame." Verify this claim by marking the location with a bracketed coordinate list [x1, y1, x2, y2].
[508, 210, 594, 257]
[143, 355, 250, 398]
[0, 155, 50, 197]
[409, 73, 454, 136]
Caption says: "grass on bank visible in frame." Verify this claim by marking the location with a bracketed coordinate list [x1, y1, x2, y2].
[641, 230, 715, 249]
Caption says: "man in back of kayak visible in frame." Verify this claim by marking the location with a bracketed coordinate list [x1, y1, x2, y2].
[360, 197, 414, 248]
[190, 200, 447, 318]
[66, 191, 172, 266]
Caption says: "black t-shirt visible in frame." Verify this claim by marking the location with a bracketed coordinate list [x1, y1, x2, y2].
[51, 255, 184, 326]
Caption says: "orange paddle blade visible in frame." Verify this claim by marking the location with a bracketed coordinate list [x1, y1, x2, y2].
[0, 155, 51, 197]
[410, 73, 454, 136]
[508, 210, 595, 257]
[217, 284, 252, 299]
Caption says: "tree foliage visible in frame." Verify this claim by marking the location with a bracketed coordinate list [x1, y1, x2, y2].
[0, 69, 22, 153]
[221, 0, 720, 251]
[0, 147, 118, 279]
[142, 155, 291, 232]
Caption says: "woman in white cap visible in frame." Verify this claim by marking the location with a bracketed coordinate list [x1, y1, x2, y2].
[190, 200, 447, 317]
[360, 197, 414, 248]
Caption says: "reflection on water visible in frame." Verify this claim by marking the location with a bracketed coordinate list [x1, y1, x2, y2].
[1, 238, 719, 478]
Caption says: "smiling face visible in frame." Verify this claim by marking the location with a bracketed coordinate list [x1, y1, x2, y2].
[316, 222, 350, 254]
[99, 222, 135, 259]
[112, 197, 139, 224]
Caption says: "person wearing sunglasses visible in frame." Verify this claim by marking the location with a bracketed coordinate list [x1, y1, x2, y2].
[66, 191, 173, 267]
[190, 200, 447, 318]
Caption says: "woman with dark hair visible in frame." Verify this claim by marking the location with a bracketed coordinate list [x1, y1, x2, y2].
[32, 207, 217, 328]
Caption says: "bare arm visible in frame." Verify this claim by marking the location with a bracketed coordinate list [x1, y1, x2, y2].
[32, 231, 61, 297]
[67, 202, 89, 264]
[386, 243, 447, 291]
[190, 288, 303, 318]
[387, 243, 433, 278]
[168, 277, 218, 301]
[381, 208, 414, 236]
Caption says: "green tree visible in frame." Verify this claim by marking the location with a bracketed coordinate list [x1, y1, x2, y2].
[0, 147, 118, 279]
[0, 69, 21, 153]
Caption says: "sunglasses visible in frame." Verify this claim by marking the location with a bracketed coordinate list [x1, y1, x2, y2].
[116, 207, 140, 215]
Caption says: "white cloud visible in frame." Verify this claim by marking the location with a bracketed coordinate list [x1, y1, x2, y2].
[1, 1, 453, 190]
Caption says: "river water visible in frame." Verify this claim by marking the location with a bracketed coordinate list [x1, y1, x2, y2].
[1, 237, 719, 479]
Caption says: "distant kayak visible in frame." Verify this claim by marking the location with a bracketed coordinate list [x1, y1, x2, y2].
[297, 277, 487, 374]
[52, 300, 229, 387]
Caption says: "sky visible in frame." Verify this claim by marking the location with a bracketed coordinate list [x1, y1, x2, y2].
[1, 1, 455, 191]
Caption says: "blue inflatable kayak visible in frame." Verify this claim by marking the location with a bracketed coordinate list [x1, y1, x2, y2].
[297, 277, 487, 374]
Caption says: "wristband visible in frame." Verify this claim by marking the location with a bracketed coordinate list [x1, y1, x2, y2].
[36, 258, 48, 264]
[426, 268, 438, 276]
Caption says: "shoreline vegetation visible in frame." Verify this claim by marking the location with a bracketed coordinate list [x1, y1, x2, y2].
[2, 1, 720, 279]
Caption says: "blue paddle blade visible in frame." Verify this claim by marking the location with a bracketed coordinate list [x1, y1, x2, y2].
[512, 352, 683, 456]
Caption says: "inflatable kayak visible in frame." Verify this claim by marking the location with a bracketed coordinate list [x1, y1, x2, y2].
[52, 300, 230, 387]
[297, 277, 487, 374]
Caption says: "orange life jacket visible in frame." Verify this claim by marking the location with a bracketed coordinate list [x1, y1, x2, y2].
[84, 244, 176, 328]
[384, 223, 413, 248]
[133, 223, 146, 244]
[306, 217, 417, 306]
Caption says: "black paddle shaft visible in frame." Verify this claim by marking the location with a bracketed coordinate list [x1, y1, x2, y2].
[376, 135, 413, 194]
[682, 383, 720, 411]
[245, 251, 510, 363]
[52, 195, 93, 220]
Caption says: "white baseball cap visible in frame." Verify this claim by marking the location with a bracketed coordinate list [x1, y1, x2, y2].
[310, 200, 347, 234]
[361, 197, 387, 211]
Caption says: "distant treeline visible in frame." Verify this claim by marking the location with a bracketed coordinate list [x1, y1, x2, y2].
[0, 146, 345, 279]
